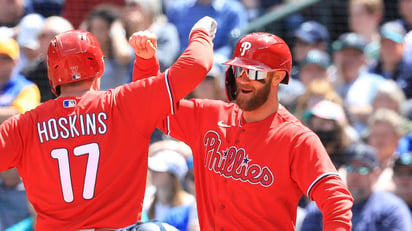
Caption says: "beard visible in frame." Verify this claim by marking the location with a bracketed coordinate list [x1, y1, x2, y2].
[235, 79, 271, 111]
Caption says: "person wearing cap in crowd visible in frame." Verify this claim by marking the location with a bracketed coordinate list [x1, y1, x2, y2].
[302, 142, 412, 231]
[291, 21, 329, 77]
[279, 49, 331, 112]
[0, 37, 40, 123]
[392, 152, 412, 212]
[20, 16, 74, 103]
[348, 0, 384, 63]
[331, 32, 384, 134]
[303, 99, 357, 168]
[15, 13, 45, 75]
[298, 49, 331, 88]
[143, 149, 195, 223]
[368, 20, 412, 99]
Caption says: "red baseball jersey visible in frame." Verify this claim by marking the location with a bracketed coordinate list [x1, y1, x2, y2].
[0, 29, 213, 231]
[160, 100, 352, 230]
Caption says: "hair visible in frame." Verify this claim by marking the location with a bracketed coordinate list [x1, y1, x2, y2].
[349, 0, 384, 15]
[295, 79, 343, 120]
[44, 16, 74, 35]
[373, 79, 406, 114]
[368, 108, 407, 137]
[86, 4, 120, 27]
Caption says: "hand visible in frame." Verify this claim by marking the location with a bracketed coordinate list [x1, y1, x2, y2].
[129, 30, 157, 59]
[190, 16, 217, 40]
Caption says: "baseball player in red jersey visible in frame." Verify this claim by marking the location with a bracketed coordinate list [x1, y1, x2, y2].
[0, 17, 217, 230]
[135, 33, 354, 230]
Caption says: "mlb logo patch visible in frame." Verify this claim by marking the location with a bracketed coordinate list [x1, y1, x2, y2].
[63, 99, 77, 108]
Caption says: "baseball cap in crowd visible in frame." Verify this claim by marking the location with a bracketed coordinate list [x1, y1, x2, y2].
[148, 150, 188, 181]
[332, 32, 366, 53]
[0, 37, 20, 61]
[294, 21, 329, 44]
[380, 21, 406, 43]
[303, 100, 346, 123]
[344, 143, 379, 169]
[300, 49, 330, 69]
[17, 13, 45, 50]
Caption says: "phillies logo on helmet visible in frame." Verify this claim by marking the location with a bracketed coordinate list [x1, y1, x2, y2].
[240, 42, 252, 56]
[70, 66, 81, 80]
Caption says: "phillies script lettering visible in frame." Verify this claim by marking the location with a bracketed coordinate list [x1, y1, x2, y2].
[203, 131, 274, 187]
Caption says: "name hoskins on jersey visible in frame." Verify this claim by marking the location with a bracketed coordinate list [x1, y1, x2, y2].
[37, 112, 108, 143]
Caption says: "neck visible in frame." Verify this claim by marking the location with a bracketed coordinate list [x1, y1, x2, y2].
[242, 88, 279, 123]
[59, 79, 100, 97]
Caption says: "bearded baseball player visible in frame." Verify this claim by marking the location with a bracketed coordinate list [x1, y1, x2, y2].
[135, 33, 354, 230]
[0, 16, 217, 230]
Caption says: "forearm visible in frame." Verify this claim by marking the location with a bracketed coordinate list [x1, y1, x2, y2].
[311, 176, 353, 231]
[167, 28, 214, 100]
[132, 56, 160, 81]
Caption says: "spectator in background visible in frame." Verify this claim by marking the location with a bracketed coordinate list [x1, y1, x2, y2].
[166, 0, 248, 68]
[369, 21, 412, 99]
[303, 100, 356, 168]
[372, 79, 406, 116]
[121, 0, 179, 71]
[143, 149, 195, 225]
[62, 0, 125, 29]
[366, 108, 408, 192]
[294, 79, 343, 121]
[5, 201, 36, 231]
[298, 49, 331, 87]
[397, 0, 412, 32]
[81, 4, 133, 90]
[279, 49, 330, 113]
[0, 169, 30, 230]
[291, 20, 329, 79]
[0, 37, 40, 123]
[0, 0, 26, 27]
[392, 152, 412, 212]
[302, 142, 412, 231]
[331, 32, 384, 134]
[15, 13, 45, 75]
[187, 64, 225, 100]
[348, 0, 384, 63]
[21, 16, 74, 103]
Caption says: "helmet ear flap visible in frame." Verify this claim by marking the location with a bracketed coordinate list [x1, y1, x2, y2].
[225, 66, 237, 102]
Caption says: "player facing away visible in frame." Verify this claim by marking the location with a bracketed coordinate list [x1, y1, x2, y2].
[0, 17, 217, 230]
[135, 33, 354, 230]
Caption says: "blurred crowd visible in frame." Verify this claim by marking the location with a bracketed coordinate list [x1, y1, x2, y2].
[1, 0, 412, 230]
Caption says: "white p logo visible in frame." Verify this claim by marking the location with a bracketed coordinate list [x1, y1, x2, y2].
[240, 42, 251, 56]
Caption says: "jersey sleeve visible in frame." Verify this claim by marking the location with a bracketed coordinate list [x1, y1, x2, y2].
[115, 29, 213, 136]
[0, 115, 23, 171]
[132, 56, 160, 82]
[290, 131, 353, 230]
[159, 99, 199, 145]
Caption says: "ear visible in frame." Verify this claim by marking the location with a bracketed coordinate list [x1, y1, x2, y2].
[271, 71, 286, 87]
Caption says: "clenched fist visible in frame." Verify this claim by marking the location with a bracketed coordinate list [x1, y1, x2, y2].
[129, 30, 157, 59]
[190, 16, 218, 40]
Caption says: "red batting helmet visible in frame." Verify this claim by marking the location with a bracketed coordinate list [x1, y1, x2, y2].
[47, 30, 104, 96]
[222, 32, 292, 101]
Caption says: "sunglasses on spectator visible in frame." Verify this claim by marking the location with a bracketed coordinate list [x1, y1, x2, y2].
[232, 66, 268, 80]
[346, 165, 372, 175]
[393, 167, 412, 177]
[0, 55, 13, 61]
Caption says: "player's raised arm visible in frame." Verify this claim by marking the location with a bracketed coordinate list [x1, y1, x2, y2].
[131, 16, 216, 101]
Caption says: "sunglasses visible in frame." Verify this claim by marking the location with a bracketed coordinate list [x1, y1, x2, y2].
[346, 165, 372, 175]
[232, 66, 268, 80]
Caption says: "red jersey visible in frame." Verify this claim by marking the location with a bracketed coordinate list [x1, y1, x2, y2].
[158, 100, 352, 230]
[0, 29, 213, 230]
